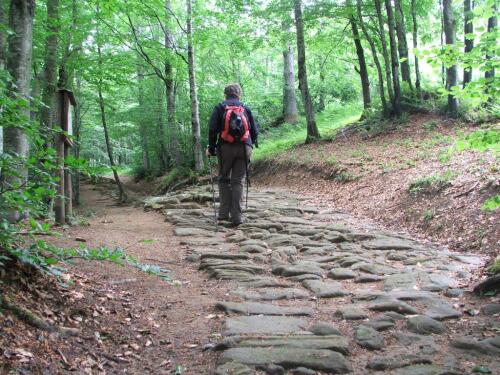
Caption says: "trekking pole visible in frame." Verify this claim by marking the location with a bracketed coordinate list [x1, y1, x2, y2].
[207, 155, 218, 232]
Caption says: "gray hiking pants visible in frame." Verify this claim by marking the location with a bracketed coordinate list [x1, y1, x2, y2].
[217, 143, 252, 223]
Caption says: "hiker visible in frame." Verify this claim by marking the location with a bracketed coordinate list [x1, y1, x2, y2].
[206, 83, 259, 227]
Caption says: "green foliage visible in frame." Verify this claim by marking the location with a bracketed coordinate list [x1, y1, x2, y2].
[423, 120, 439, 132]
[423, 210, 435, 221]
[482, 196, 500, 212]
[409, 171, 454, 194]
[456, 129, 499, 153]
[488, 259, 500, 275]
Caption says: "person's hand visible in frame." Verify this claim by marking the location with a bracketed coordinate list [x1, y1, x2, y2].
[206, 146, 216, 157]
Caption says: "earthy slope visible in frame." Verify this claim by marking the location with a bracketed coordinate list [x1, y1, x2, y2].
[253, 114, 499, 261]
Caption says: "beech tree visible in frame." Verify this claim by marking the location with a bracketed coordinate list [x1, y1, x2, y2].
[443, 0, 459, 115]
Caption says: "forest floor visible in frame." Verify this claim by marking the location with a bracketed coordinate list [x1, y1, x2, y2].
[0, 113, 498, 375]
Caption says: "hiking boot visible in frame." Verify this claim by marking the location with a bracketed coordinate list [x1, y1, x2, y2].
[217, 215, 230, 222]
[230, 218, 244, 228]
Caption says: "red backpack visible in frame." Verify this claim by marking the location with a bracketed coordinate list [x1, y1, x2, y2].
[221, 105, 250, 143]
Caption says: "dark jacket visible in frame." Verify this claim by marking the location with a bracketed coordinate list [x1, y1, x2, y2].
[208, 97, 259, 151]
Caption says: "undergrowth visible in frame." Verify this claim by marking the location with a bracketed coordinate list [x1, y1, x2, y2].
[409, 170, 455, 194]
[482, 195, 500, 212]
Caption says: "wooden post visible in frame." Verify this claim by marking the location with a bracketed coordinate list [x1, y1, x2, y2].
[54, 91, 65, 224]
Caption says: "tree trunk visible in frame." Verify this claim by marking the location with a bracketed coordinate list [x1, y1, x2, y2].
[410, 0, 421, 94]
[443, 0, 459, 116]
[440, 0, 445, 85]
[384, 0, 402, 117]
[4, 0, 35, 220]
[294, 0, 320, 143]
[39, 0, 60, 147]
[357, 0, 388, 116]
[394, 0, 412, 90]
[283, 44, 298, 123]
[137, 60, 150, 172]
[484, 5, 497, 81]
[463, 0, 474, 87]
[0, 1, 5, 159]
[156, 82, 168, 172]
[349, 4, 371, 112]
[374, 0, 395, 109]
[73, 75, 81, 205]
[165, 0, 180, 168]
[186, 0, 203, 172]
[96, 6, 126, 203]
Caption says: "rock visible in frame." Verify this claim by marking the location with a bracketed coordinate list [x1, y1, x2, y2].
[302, 280, 349, 298]
[407, 316, 445, 335]
[355, 325, 384, 350]
[287, 274, 321, 282]
[359, 263, 398, 276]
[214, 361, 254, 375]
[334, 306, 368, 320]
[309, 322, 342, 336]
[223, 316, 307, 335]
[355, 274, 385, 283]
[450, 336, 500, 356]
[366, 319, 395, 331]
[362, 237, 416, 251]
[215, 302, 314, 316]
[383, 311, 406, 320]
[232, 288, 310, 301]
[328, 268, 357, 280]
[424, 303, 461, 321]
[366, 354, 432, 370]
[290, 367, 316, 375]
[219, 347, 351, 373]
[201, 253, 250, 260]
[256, 364, 285, 375]
[277, 263, 325, 277]
[368, 298, 418, 315]
[226, 335, 350, 355]
[444, 288, 464, 298]
[174, 227, 215, 237]
[481, 304, 500, 316]
[240, 244, 267, 253]
[394, 364, 443, 375]
[384, 273, 417, 291]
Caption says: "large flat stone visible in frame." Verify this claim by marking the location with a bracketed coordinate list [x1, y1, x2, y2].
[335, 306, 368, 320]
[362, 237, 417, 251]
[384, 273, 417, 290]
[216, 302, 313, 316]
[328, 268, 357, 280]
[366, 354, 432, 371]
[232, 288, 310, 301]
[368, 298, 418, 315]
[174, 227, 215, 237]
[424, 303, 461, 321]
[224, 316, 307, 335]
[276, 262, 325, 277]
[355, 325, 384, 350]
[407, 315, 445, 335]
[219, 347, 351, 373]
[302, 280, 349, 298]
[214, 362, 254, 375]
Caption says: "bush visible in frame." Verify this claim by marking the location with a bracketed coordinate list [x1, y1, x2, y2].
[482, 195, 500, 212]
[409, 171, 454, 194]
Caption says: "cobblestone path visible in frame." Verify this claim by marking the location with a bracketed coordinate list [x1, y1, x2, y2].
[146, 186, 500, 375]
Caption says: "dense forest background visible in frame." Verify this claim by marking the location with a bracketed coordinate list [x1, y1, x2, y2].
[0, 0, 498, 227]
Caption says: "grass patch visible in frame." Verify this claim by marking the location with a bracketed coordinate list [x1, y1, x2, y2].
[482, 195, 500, 212]
[409, 170, 455, 194]
[488, 259, 500, 275]
[456, 129, 499, 153]
[253, 103, 362, 162]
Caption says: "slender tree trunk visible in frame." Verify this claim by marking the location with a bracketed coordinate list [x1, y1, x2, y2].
[39, 0, 60, 147]
[394, 0, 412, 90]
[73, 75, 81, 205]
[410, 0, 421, 94]
[283, 44, 298, 123]
[96, 6, 126, 202]
[186, 0, 203, 172]
[384, 0, 402, 117]
[318, 69, 326, 112]
[165, 0, 180, 168]
[0, 1, 5, 159]
[294, 0, 320, 143]
[137, 61, 150, 172]
[357, 0, 388, 116]
[349, 3, 371, 111]
[374, 0, 395, 109]
[463, 0, 474, 87]
[440, 0, 445, 85]
[484, 5, 497, 81]
[443, 0, 459, 116]
[4, 0, 35, 219]
[156, 83, 168, 171]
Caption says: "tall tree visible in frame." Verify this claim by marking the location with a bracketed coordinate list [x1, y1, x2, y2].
[410, 0, 421, 93]
[484, 4, 497, 82]
[356, 0, 388, 115]
[4, 0, 35, 211]
[348, 0, 371, 111]
[443, 0, 459, 115]
[394, 0, 412, 89]
[294, 0, 320, 143]
[0, 1, 6, 157]
[384, 0, 403, 116]
[374, 0, 395, 108]
[137, 61, 150, 172]
[463, 0, 474, 87]
[96, 4, 127, 202]
[283, 44, 298, 123]
[39, 0, 60, 146]
[439, 0, 445, 85]
[186, 0, 203, 172]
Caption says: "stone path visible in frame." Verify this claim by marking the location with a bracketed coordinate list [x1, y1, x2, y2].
[145, 186, 500, 374]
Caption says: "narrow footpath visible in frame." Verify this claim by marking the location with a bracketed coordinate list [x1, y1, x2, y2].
[146, 183, 500, 375]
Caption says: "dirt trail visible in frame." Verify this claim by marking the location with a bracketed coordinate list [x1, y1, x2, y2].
[39, 182, 229, 373]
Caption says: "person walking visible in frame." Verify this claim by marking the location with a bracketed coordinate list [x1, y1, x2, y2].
[206, 84, 259, 227]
